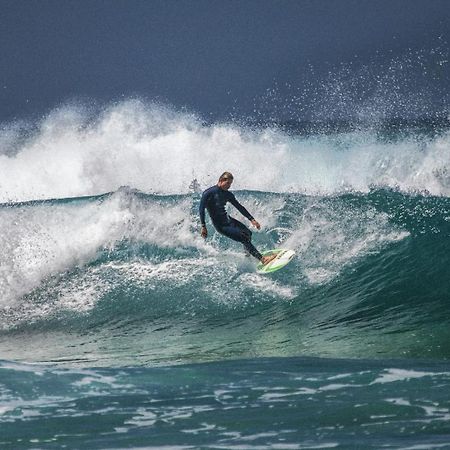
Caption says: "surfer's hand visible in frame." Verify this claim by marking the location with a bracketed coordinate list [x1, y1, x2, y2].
[251, 219, 261, 230]
[201, 225, 208, 238]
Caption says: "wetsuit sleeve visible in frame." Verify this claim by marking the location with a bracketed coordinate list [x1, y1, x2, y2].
[228, 192, 254, 221]
[199, 190, 209, 225]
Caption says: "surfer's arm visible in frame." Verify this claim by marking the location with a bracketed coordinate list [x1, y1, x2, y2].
[229, 193, 254, 222]
[199, 190, 209, 226]
[199, 190, 209, 238]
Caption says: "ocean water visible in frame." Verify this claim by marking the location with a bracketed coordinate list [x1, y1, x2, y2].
[1, 101, 450, 448]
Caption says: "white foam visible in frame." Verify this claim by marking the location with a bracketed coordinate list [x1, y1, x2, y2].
[0, 183, 409, 320]
[284, 200, 409, 285]
[0, 189, 208, 311]
[124, 408, 157, 427]
[239, 273, 296, 300]
[372, 368, 450, 384]
[0, 396, 66, 422]
[0, 192, 134, 307]
[397, 445, 450, 450]
[0, 100, 450, 203]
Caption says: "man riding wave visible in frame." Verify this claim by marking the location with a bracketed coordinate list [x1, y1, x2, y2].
[199, 172, 276, 265]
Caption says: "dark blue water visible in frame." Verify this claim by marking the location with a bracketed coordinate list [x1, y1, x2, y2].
[1, 102, 450, 447]
[2, 357, 450, 449]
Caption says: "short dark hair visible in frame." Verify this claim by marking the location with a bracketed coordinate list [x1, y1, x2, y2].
[219, 171, 234, 181]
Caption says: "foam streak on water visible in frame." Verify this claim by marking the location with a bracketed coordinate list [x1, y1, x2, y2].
[1, 357, 450, 449]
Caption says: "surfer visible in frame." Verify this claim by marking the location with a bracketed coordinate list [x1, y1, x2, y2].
[199, 172, 276, 265]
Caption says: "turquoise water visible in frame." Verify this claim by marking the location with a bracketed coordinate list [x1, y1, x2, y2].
[1, 103, 450, 447]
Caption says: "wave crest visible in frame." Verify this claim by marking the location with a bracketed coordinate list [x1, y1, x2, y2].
[1, 100, 450, 202]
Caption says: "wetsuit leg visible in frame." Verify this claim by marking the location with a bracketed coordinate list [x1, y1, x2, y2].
[217, 218, 262, 260]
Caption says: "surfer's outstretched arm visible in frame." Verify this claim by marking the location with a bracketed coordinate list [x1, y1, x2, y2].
[229, 194, 262, 230]
[228, 193, 254, 221]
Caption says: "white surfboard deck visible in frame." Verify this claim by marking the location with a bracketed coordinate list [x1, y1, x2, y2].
[256, 248, 296, 274]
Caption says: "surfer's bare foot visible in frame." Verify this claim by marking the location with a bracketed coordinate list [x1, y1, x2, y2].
[261, 254, 277, 265]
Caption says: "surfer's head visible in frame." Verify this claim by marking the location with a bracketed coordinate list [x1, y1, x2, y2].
[218, 172, 234, 190]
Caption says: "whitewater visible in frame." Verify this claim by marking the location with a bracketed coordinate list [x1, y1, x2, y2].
[1, 100, 450, 202]
[1, 100, 450, 448]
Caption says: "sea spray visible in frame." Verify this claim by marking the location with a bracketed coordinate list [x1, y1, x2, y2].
[1, 101, 450, 202]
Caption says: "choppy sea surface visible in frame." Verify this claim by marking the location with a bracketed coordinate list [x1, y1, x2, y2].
[1, 101, 450, 448]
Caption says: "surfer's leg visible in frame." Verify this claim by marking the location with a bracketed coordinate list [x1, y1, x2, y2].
[229, 218, 263, 259]
[221, 219, 262, 261]
[229, 218, 252, 239]
[228, 218, 276, 265]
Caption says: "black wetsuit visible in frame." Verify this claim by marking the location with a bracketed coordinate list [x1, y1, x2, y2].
[199, 185, 262, 260]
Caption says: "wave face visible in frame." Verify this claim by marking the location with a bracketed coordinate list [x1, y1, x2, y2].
[1, 185, 449, 366]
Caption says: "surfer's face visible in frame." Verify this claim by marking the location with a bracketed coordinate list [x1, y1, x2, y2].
[218, 177, 233, 190]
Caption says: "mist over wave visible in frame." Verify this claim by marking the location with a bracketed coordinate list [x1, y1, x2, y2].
[0, 100, 450, 203]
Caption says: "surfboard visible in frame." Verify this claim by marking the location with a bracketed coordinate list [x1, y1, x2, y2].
[256, 248, 295, 274]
